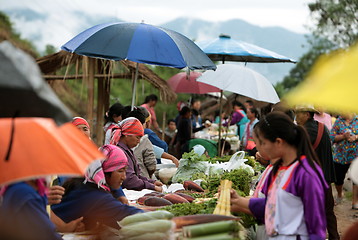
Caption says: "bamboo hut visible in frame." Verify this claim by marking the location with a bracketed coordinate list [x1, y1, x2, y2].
[36, 51, 176, 145]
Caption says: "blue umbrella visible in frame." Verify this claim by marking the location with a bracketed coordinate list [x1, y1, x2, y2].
[62, 22, 216, 107]
[196, 34, 295, 155]
[196, 34, 296, 63]
[62, 22, 216, 70]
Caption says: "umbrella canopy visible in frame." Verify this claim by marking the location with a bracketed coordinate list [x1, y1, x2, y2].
[168, 72, 220, 94]
[196, 34, 296, 63]
[285, 43, 358, 113]
[62, 22, 216, 71]
[197, 64, 280, 104]
[0, 41, 72, 125]
[0, 117, 104, 186]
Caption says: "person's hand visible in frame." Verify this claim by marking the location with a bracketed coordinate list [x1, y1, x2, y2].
[118, 196, 129, 205]
[51, 211, 85, 233]
[347, 135, 357, 142]
[230, 189, 240, 201]
[67, 217, 85, 233]
[171, 157, 179, 167]
[343, 132, 351, 140]
[47, 185, 65, 205]
[230, 189, 247, 213]
[154, 185, 163, 192]
[154, 180, 163, 186]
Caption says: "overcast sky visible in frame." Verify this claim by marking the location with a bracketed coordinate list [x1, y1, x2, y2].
[1, 0, 314, 51]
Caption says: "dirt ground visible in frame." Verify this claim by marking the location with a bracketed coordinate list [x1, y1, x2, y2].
[333, 183, 358, 237]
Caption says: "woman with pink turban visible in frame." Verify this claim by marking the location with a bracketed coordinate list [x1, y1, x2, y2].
[51, 145, 143, 230]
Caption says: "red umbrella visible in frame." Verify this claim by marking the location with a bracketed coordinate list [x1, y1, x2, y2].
[168, 72, 220, 94]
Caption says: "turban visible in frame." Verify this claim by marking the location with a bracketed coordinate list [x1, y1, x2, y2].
[72, 117, 90, 128]
[110, 117, 144, 145]
[84, 145, 128, 191]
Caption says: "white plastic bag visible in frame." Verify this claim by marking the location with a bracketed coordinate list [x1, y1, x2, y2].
[226, 151, 254, 174]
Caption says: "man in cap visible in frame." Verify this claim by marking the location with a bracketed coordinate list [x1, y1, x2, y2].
[295, 104, 339, 240]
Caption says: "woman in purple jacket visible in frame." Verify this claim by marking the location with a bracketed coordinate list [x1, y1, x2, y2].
[230, 111, 328, 240]
[110, 117, 163, 192]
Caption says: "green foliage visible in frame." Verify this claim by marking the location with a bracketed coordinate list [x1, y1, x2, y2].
[276, 37, 335, 96]
[182, 150, 208, 164]
[158, 199, 217, 216]
[308, 0, 358, 47]
[44, 44, 57, 56]
[207, 169, 253, 196]
[0, 11, 39, 57]
[0, 11, 12, 32]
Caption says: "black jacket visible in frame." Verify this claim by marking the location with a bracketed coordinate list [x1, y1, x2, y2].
[304, 119, 336, 183]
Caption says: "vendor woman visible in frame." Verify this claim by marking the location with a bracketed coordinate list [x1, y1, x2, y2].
[110, 117, 163, 192]
[51, 145, 143, 230]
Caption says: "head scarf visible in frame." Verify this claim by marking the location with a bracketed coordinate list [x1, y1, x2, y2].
[110, 117, 144, 145]
[72, 117, 90, 128]
[84, 145, 128, 191]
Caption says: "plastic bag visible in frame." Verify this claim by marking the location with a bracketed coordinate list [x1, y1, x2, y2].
[225, 151, 254, 174]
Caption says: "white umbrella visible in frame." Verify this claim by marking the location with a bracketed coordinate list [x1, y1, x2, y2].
[197, 64, 280, 104]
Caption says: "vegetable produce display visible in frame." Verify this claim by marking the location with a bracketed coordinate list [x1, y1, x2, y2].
[117, 211, 174, 240]
[118, 210, 173, 227]
[121, 150, 267, 239]
[213, 180, 232, 216]
[158, 199, 217, 216]
[172, 214, 240, 229]
[182, 220, 244, 238]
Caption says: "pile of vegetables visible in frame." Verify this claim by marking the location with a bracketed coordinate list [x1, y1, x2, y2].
[213, 180, 232, 216]
[158, 199, 217, 217]
[180, 220, 246, 240]
[117, 211, 174, 240]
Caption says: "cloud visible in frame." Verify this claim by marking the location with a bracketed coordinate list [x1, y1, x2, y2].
[1, 0, 312, 51]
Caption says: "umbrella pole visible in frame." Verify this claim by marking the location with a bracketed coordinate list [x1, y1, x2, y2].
[131, 62, 140, 110]
[218, 90, 224, 157]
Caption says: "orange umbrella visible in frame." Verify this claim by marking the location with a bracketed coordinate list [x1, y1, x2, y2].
[0, 117, 104, 186]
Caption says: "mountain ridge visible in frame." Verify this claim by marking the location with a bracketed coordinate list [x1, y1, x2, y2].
[3, 8, 307, 83]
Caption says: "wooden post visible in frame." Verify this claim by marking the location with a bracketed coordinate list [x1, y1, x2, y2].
[96, 60, 105, 146]
[162, 112, 166, 140]
[218, 90, 224, 157]
[86, 58, 95, 136]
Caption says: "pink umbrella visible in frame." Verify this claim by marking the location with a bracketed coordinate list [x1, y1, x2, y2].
[168, 72, 220, 94]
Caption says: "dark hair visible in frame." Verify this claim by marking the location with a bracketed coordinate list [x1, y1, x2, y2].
[105, 102, 123, 123]
[220, 139, 231, 153]
[253, 111, 323, 179]
[167, 119, 175, 125]
[308, 111, 315, 119]
[245, 100, 254, 107]
[143, 94, 158, 104]
[126, 109, 146, 124]
[232, 101, 246, 113]
[190, 98, 200, 106]
[121, 105, 132, 120]
[180, 106, 191, 116]
[137, 106, 150, 119]
[248, 107, 260, 119]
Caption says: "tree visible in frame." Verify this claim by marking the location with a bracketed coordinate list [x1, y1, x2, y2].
[44, 44, 57, 56]
[308, 0, 358, 47]
[0, 11, 39, 57]
[275, 37, 335, 97]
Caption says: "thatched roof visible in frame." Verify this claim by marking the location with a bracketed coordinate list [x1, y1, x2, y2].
[36, 51, 177, 103]
[0, 33, 38, 58]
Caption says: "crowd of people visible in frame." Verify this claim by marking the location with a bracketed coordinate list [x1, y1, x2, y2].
[0, 92, 357, 240]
